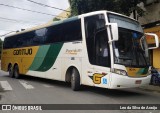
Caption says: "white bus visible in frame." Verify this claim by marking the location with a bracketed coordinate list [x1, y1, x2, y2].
[1, 11, 159, 91]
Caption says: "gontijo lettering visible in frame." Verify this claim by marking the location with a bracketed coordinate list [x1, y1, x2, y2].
[13, 48, 32, 55]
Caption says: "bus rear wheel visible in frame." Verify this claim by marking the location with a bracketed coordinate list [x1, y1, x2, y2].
[14, 65, 20, 79]
[8, 65, 14, 78]
[71, 68, 80, 91]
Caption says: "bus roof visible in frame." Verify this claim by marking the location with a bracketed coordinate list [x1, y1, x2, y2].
[5, 16, 79, 38]
[5, 10, 137, 38]
[79, 10, 137, 22]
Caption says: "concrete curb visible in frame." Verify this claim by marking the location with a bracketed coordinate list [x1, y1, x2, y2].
[140, 85, 160, 92]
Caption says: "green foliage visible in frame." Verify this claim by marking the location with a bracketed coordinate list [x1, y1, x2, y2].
[53, 17, 61, 21]
[68, 0, 146, 17]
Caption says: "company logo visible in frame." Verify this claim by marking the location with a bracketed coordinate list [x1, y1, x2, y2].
[2, 105, 11, 110]
[13, 48, 32, 55]
[89, 73, 107, 84]
[65, 49, 82, 55]
[1, 105, 42, 111]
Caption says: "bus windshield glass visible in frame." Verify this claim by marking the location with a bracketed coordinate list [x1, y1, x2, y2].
[108, 13, 150, 67]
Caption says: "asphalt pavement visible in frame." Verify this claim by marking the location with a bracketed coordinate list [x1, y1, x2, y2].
[0, 70, 160, 113]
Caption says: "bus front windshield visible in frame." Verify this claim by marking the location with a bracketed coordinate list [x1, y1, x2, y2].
[108, 14, 150, 67]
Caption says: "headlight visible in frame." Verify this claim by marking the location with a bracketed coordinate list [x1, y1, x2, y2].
[113, 69, 127, 76]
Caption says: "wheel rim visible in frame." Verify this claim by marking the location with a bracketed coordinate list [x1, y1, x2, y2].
[9, 67, 12, 77]
[71, 71, 75, 87]
[15, 70, 17, 77]
[9, 69, 12, 76]
[14, 68, 19, 78]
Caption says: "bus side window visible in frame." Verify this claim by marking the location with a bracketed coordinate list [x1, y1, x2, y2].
[46, 19, 82, 44]
[33, 28, 47, 45]
[46, 25, 62, 43]
[62, 20, 82, 42]
[95, 30, 110, 67]
[85, 17, 97, 64]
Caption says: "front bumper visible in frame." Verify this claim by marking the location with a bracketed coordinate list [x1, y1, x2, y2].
[109, 73, 151, 89]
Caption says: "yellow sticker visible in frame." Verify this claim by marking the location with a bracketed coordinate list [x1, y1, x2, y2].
[93, 73, 105, 84]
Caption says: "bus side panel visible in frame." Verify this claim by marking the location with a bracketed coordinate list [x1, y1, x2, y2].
[60, 42, 83, 82]
[1, 49, 22, 72]
[1, 51, 9, 72]
[25, 43, 63, 79]
[45, 58, 62, 80]
[81, 56, 112, 88]
[81, 57, 95, 86]
[1, 46, 39, 75]
[17, 46, 39, 74]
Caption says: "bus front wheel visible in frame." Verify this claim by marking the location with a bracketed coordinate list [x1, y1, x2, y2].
[14, 65, 20, 79]
[71, 68, 80, 91]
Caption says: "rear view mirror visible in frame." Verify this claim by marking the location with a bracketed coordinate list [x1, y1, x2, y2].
[145, 33, 159, 49]
[106, 23, 118, 42]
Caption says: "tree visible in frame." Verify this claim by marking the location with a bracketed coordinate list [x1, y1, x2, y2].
[68, 0, 146, 19]
[53, 17, 61, 21]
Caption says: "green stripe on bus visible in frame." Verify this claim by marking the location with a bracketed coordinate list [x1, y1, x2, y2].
[35, 43, 63, 72]
[136, 68, 148, 75]
[29, 45, 50, 70]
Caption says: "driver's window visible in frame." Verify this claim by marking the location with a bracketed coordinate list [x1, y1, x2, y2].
[95, 30, 110, 67]
[85, 14, 110, 67]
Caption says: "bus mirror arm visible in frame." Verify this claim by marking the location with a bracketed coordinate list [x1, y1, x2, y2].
[106, 23, 119, 42]
[145, 33, 159, 49]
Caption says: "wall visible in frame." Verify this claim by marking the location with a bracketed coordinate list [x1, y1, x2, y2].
[138, 1, 160, 25]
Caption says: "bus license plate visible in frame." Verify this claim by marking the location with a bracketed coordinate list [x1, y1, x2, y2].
[135, 80, 142, 84]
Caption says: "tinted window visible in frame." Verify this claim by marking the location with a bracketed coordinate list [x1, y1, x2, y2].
[3, 19, 82, 49]
[46, 19, 82, 43]
[17, 32, 35, 47]
[85, 14, 110, 67]
[33, 28, 47, 45]
[62, 20, 82, 42]
[3, 29, 46, 49]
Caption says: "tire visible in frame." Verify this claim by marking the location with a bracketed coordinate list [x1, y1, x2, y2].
[14, 65, 20, 79]
[8, 65, 14, 78]
[71, 68, 80, 91]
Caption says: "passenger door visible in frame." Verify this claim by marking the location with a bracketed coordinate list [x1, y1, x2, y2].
[83, 14, 111, 88]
